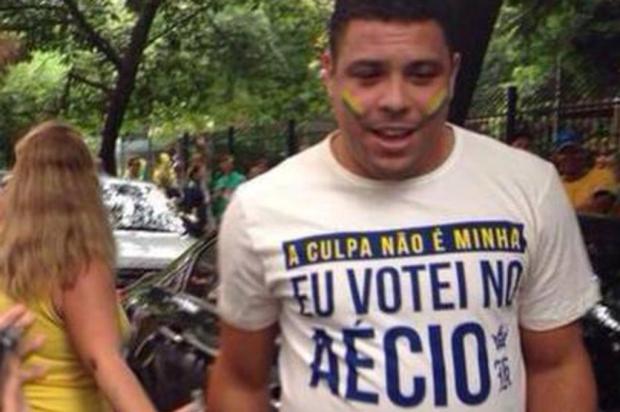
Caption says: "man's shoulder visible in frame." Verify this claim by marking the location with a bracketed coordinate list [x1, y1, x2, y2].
[457, 126, 554, 178]
[235, 141, 325, 201]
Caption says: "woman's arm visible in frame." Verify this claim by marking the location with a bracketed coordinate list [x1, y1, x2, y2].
[60, 261, 155, 412]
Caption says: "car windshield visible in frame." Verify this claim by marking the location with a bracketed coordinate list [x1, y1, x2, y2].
[102, 178, 185, 233]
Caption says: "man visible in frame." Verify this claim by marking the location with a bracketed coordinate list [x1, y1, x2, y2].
[123, 157, 142, 180]
[207, 1, 599, 411]
[179, 163, 210, 237]
[211, 154, 246, 222]
[552, 128, 616, 213]
[508, 126, 534, 152]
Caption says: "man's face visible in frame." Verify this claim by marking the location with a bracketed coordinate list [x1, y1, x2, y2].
[322, 19, 459, 180]
[129, 161, 140, 175]
[554, 145, 587, 178]
[220, 157, 234, 174]
[511, 136, 531, 152]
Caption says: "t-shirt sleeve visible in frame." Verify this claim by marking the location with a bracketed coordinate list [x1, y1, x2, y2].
[216, 189, 280, 330]
[518, 165, 601, 331]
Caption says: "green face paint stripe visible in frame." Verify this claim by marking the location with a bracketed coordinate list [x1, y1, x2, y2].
[342, 89, 364, 117]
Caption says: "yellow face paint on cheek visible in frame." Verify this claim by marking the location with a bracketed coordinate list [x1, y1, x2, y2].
[424, 87, 448, 117]
[341, 89, 364, 117]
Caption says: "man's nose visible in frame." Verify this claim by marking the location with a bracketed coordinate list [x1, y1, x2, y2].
[378, 76, 412, 117]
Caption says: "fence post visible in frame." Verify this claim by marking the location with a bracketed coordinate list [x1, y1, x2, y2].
[506, 85, 518, 140]
[227, 126, 235, 155]
[181, 132, 190, 168]
[613, 97, 620, 151]
[287, 119, 298, 157]
[552, 57, 563, 140]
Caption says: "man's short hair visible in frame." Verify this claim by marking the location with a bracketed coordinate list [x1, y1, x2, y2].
[509, 125, 533, 143]
[328, 0, 456, 59]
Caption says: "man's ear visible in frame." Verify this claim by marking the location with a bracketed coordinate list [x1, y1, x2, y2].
[320, 50, 334, 98]
[449, 53, 462, 99]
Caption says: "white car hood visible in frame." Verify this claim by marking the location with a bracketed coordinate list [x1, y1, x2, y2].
[116, 230, 196, 270]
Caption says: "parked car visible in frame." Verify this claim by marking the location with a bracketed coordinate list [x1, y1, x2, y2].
[122, 213, 620, 412]
[123, 234, 281, 411]
[101, 177, 197, 288]
[1, 172, 195, 286]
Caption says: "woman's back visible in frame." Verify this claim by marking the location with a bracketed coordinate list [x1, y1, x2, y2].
[0, 121, 156, 412]
[0, 292, 128, 412]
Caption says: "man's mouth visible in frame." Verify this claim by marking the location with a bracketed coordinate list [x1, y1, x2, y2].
[370, 126, 416, 139]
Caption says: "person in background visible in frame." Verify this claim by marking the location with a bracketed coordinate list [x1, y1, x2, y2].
[552, 128, 616, 213]
[608, 151, 620, 218]
[247, 157, 270, 180]
[509, 126, 534, 152]
[180, 163, 209, 238]
[0, 121, 156, 412]
[152, 152, 177, 196]
[211, 154, 245, 223]
[123, 156, 143, 180]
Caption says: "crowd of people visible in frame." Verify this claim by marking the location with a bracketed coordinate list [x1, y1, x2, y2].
[0, 0, 618, 411]
[120, 150, 266, 237]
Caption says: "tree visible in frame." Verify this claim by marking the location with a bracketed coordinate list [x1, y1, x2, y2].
[476, 0, 620, 104]
[1, 0, 164, 174]
[1, 0, 331, 173]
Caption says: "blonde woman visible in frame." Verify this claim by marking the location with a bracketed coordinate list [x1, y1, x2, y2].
[0, 121, 156, 412]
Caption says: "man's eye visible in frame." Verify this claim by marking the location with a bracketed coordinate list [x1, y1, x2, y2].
[414, 70, 437, 78]
[411, 69, 438, 79]
[351, 70, 381, 80]
[407, 64, 441, 80]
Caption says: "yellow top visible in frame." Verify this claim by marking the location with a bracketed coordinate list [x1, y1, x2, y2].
[0, 291, 130, 412]
[563, 166, 616, 208]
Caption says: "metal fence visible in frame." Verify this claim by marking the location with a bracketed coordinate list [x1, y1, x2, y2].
[205, 119, 335, 171]
[180, 68, 620, 172]
[465, 69, 620, 158]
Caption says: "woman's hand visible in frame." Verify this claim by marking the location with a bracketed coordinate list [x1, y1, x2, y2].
[0, 305, 46, 412]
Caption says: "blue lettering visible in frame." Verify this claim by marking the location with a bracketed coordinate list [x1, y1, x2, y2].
[347, 268, 372, 315]
[481, 260, 504, 308]
[452, 323, 491, 405]
[455, 261, 468, 309]
[311, 271, 334, 317]
[290, 275, 312, 317]
[402, 265, 423, 312]
[384, 327, 425, 407]
[505, 261, 523, 306]
[429, 325, 448, 406]
[377, 267, 402, 313]
[309, 329, 339, 394]
[343, 327, 378, 404]
[430, 263, 455, 310]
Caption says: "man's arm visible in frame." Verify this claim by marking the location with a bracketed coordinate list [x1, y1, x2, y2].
[206, 321, 279, 412]
[521, 321, 596, 412]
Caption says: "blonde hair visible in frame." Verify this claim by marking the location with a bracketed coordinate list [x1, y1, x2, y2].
[0, 121, 115, 300]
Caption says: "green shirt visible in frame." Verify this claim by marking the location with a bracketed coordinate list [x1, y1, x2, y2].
[212, 171, 246, 219]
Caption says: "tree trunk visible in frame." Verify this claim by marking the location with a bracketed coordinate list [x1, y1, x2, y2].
[99, 0, 163, 176]
[448, 0, 504, 125]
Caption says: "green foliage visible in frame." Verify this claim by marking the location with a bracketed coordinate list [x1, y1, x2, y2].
[0, 50, 70, 138]
[0, 0, 332, 150]
[477, 0, 620, 104]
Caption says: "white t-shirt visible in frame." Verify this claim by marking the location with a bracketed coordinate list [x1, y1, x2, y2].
[217, 126, 600, 412]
